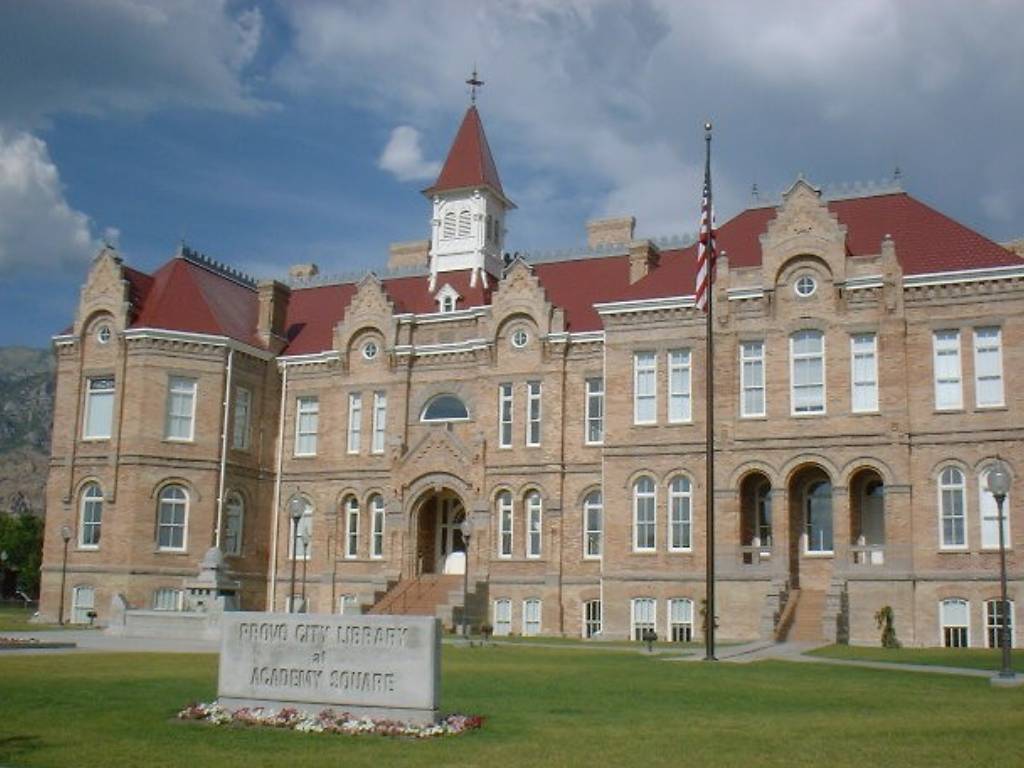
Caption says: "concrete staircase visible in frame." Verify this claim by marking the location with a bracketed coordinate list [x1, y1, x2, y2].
[777, 588, 827, 643]
[367, 574, 462, 617]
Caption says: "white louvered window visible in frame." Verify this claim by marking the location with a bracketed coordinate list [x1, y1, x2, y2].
[442, 211, 456, 239]
[740, 341, 765, 418]
[974, 327, 1004, 408]
[668, 349, 692, 423]
[634, 352, 657, 424]
[850, 333, 879, 413]
[933, 330, 962, 410]
[457, 209, 471, 237]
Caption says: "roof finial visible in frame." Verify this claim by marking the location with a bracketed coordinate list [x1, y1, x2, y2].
[751, 182, 759, 202]
[466, 65, 484, 106]
[893, 165, 902, 184]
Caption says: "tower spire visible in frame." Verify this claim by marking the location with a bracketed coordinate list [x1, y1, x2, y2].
[466, 66, 484, 106]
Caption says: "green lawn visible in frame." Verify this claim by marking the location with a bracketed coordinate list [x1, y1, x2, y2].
[809, 643, 1024, 673]
[0, 604, 46, 632]
[1, 647, 1022, 768]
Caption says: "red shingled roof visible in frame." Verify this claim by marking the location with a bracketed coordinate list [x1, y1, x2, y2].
[424, 106, 506, 198]
[109, 191, 1022, 354]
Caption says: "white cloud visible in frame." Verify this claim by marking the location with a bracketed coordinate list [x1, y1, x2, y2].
[0, 131, 98, 274]
[0, 0, 267, 128]
[378, 126, 441, 182]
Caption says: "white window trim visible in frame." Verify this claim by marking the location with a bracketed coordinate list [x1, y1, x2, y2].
[850, 333, 879, 414]
[345, 498, 359, 559]
[633, 351, 657, 425]
[938, 467, 969, 551]
[371, 391, 387, 454]
[973, 327, 1005, 409]
[630, 597, 657, 641]
[984, 599, 1016, 649]
[668, 476, 693, 552]
[584, 377, 604, 445]
[583, 491, 602, 560]
[789, 331, 826, 416]
[347, 393, 362, 455]
[526, 492, 542, 558]
[740, 341, 766, 418]
[582, 599, 602, 639]
[668, 349, 692, 424]
[939, 598, 971, 648]
[83, 376, 115, 441]
[522, 598, 542, 636]
[498, 383, 513, 449]
[156, 486, 189, 553]
[294, 396, 319, 457]
[78, 483, 103, 550]
[493, 598, 512, 636]
[165, 376, 198, 442]
[370, 495, 385, 559]
[933, 330, 963, 411]
[526, 381, 542, 447]
[497, 493, 513, 558]
[633, 478, 657, 552]
[232, 386, 252, 451]
[71, 585, 96, 625]
[979, 468, 1012, 551]
[668, 598, 695, 643]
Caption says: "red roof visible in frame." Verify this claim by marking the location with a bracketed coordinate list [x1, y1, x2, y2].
[424, 106, 506, 198]
[108, 191, 1022, 354]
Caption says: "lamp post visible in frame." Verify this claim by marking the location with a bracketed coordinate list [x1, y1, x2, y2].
[986, 461, 1016, 683]
[458, 516, 475, 638]
[287, 494, 306, 613]
[58, 525, 72, 625]
[300, 531, 310, 613]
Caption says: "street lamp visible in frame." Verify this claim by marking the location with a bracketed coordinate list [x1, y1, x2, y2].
[287, 494, 306, 613]
[58, 525, 72, 625]
[300, 531, 311, 613]
[458, 516, 475, 638]
[987, 460, 1015, 683]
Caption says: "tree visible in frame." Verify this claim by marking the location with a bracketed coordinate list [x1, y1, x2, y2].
[0, 512, 44, 597]
[875, 605, 901, 649]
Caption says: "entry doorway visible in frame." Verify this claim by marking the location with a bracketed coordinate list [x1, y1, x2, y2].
[415, 490, 467, 575]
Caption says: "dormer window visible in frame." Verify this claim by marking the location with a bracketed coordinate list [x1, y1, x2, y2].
[435, 283, 461, 313]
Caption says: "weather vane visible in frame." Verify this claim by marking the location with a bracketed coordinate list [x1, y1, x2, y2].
[466, 66, 484, 105]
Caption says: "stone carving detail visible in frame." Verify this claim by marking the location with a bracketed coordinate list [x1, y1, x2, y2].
[75, 246, 131, 335]
[398, 427, 481, 498]
[488, 259, 564, 339]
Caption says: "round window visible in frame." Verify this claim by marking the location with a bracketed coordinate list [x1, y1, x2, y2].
[361, 340, 379, 360]
[96, 325, 112, 344]
[794, 275, 817, 297]
[511, 329, 529, 349]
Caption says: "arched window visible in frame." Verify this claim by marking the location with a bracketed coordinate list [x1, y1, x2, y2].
[526, 491, 542, 558]
[421, 394, 469, 422]
[631, 597, 656, 641]
[939, 467, 966, 549]
[493, 598, 512, 636]
[979, 466, 1011, 549]
[71, 585, 95, 624]
[442, 211, 456, 239]
[223, 492, 244, 556]
[668, 598, 694, 642]
[940, 598, 969, 647]
[755, 479, 772, 545]
[457, 209, 471, 238]
[370, 494, 385, 559]
[157, 485, 188, 551]
[79, 483, 103, 548]
[496, 491, 513, 557]
[344, 497, 359, 559]
[583, 490, 602, 559]
[523, 598, 542, 636]
[668, 476, 692, 551]
[289, 496, 313, 560]
[633, 477, 656, 551]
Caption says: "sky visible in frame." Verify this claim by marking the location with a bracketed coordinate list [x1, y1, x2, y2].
[1, 0, 1023, 347]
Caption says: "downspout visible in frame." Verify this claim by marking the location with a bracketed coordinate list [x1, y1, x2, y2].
[214, 347, 234, 548]
[267, 362, 289, 611]
[599, 334, 606, 636]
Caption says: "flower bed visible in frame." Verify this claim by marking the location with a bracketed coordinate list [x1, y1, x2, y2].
[0, 636, 76, 650]
[178, 702, 483, 738]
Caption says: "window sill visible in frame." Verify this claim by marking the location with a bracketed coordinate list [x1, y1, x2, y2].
[937, 547, 969, 554]
[803, 551, 834, 558]
[584, 441, 604, 447]
[631, 549, 658, 555]
[582, 555, 602, 562]
[669, 548, 694, 554]
[155, 549, 189, 555]
[80, 437, 112, 443]
[292, 453, 318, 459]
[739, 415, 767, 421]
[790, 411, 827, 418]
[76, 546, 100, 552]
[850, 409, 880, 416]
[633, 422, 658, 428]
[980, 547, 1013, 553]
[975, 404, 1007, 412]
[163, 438, 196, 444]
[933, 408, 964, 415]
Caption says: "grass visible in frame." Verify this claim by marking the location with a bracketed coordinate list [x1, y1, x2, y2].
[809, 644, 1024, 673]
[1, 647, 1022, 767]
[0, 604, 46, 632]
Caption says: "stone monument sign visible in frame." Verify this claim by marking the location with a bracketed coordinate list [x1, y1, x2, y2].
[218, 612, 441, 724]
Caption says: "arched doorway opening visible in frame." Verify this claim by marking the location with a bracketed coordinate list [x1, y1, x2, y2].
[850, 469, 885, 564]
[787, 464, 833, 587]
[739, 472, 772, 564]
[413, 489, 467, 575]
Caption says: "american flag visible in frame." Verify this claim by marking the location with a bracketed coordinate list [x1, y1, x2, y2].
[695, 176, 715, 312]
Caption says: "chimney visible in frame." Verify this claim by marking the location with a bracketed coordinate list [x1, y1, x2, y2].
[288, 263, 319, 281]
[628, 240, 660, 284]
[586, 216, 635, 249]
[387, 240, 431, 271]
[257, 280, 291, 348]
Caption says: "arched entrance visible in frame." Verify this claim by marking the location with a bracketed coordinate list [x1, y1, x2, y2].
[850, 469, 885, 564]
[413, 489, 468, 575]
[740, 472, 773, 547]
[787, 464, 833, 587]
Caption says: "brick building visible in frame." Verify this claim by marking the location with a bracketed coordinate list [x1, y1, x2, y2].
[39, 105, 1023, 647]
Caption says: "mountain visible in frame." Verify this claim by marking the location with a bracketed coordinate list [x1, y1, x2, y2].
[0, 347, 54, 517]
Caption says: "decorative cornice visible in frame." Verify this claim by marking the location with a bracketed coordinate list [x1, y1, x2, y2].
[546, 330, 605, 344]
[902, 264, 1024, 288]
[122, 328, 274, 360]
[726, 288, 764, 301]
[277, 350, 341, 368]
[393, 338, 491, 357]
[843, 274, 885, 290]
[594, 295, 695, 315]
[177, 245, 256, 289]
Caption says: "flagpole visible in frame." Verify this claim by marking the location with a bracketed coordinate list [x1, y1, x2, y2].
[702, 121, 717, 662]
